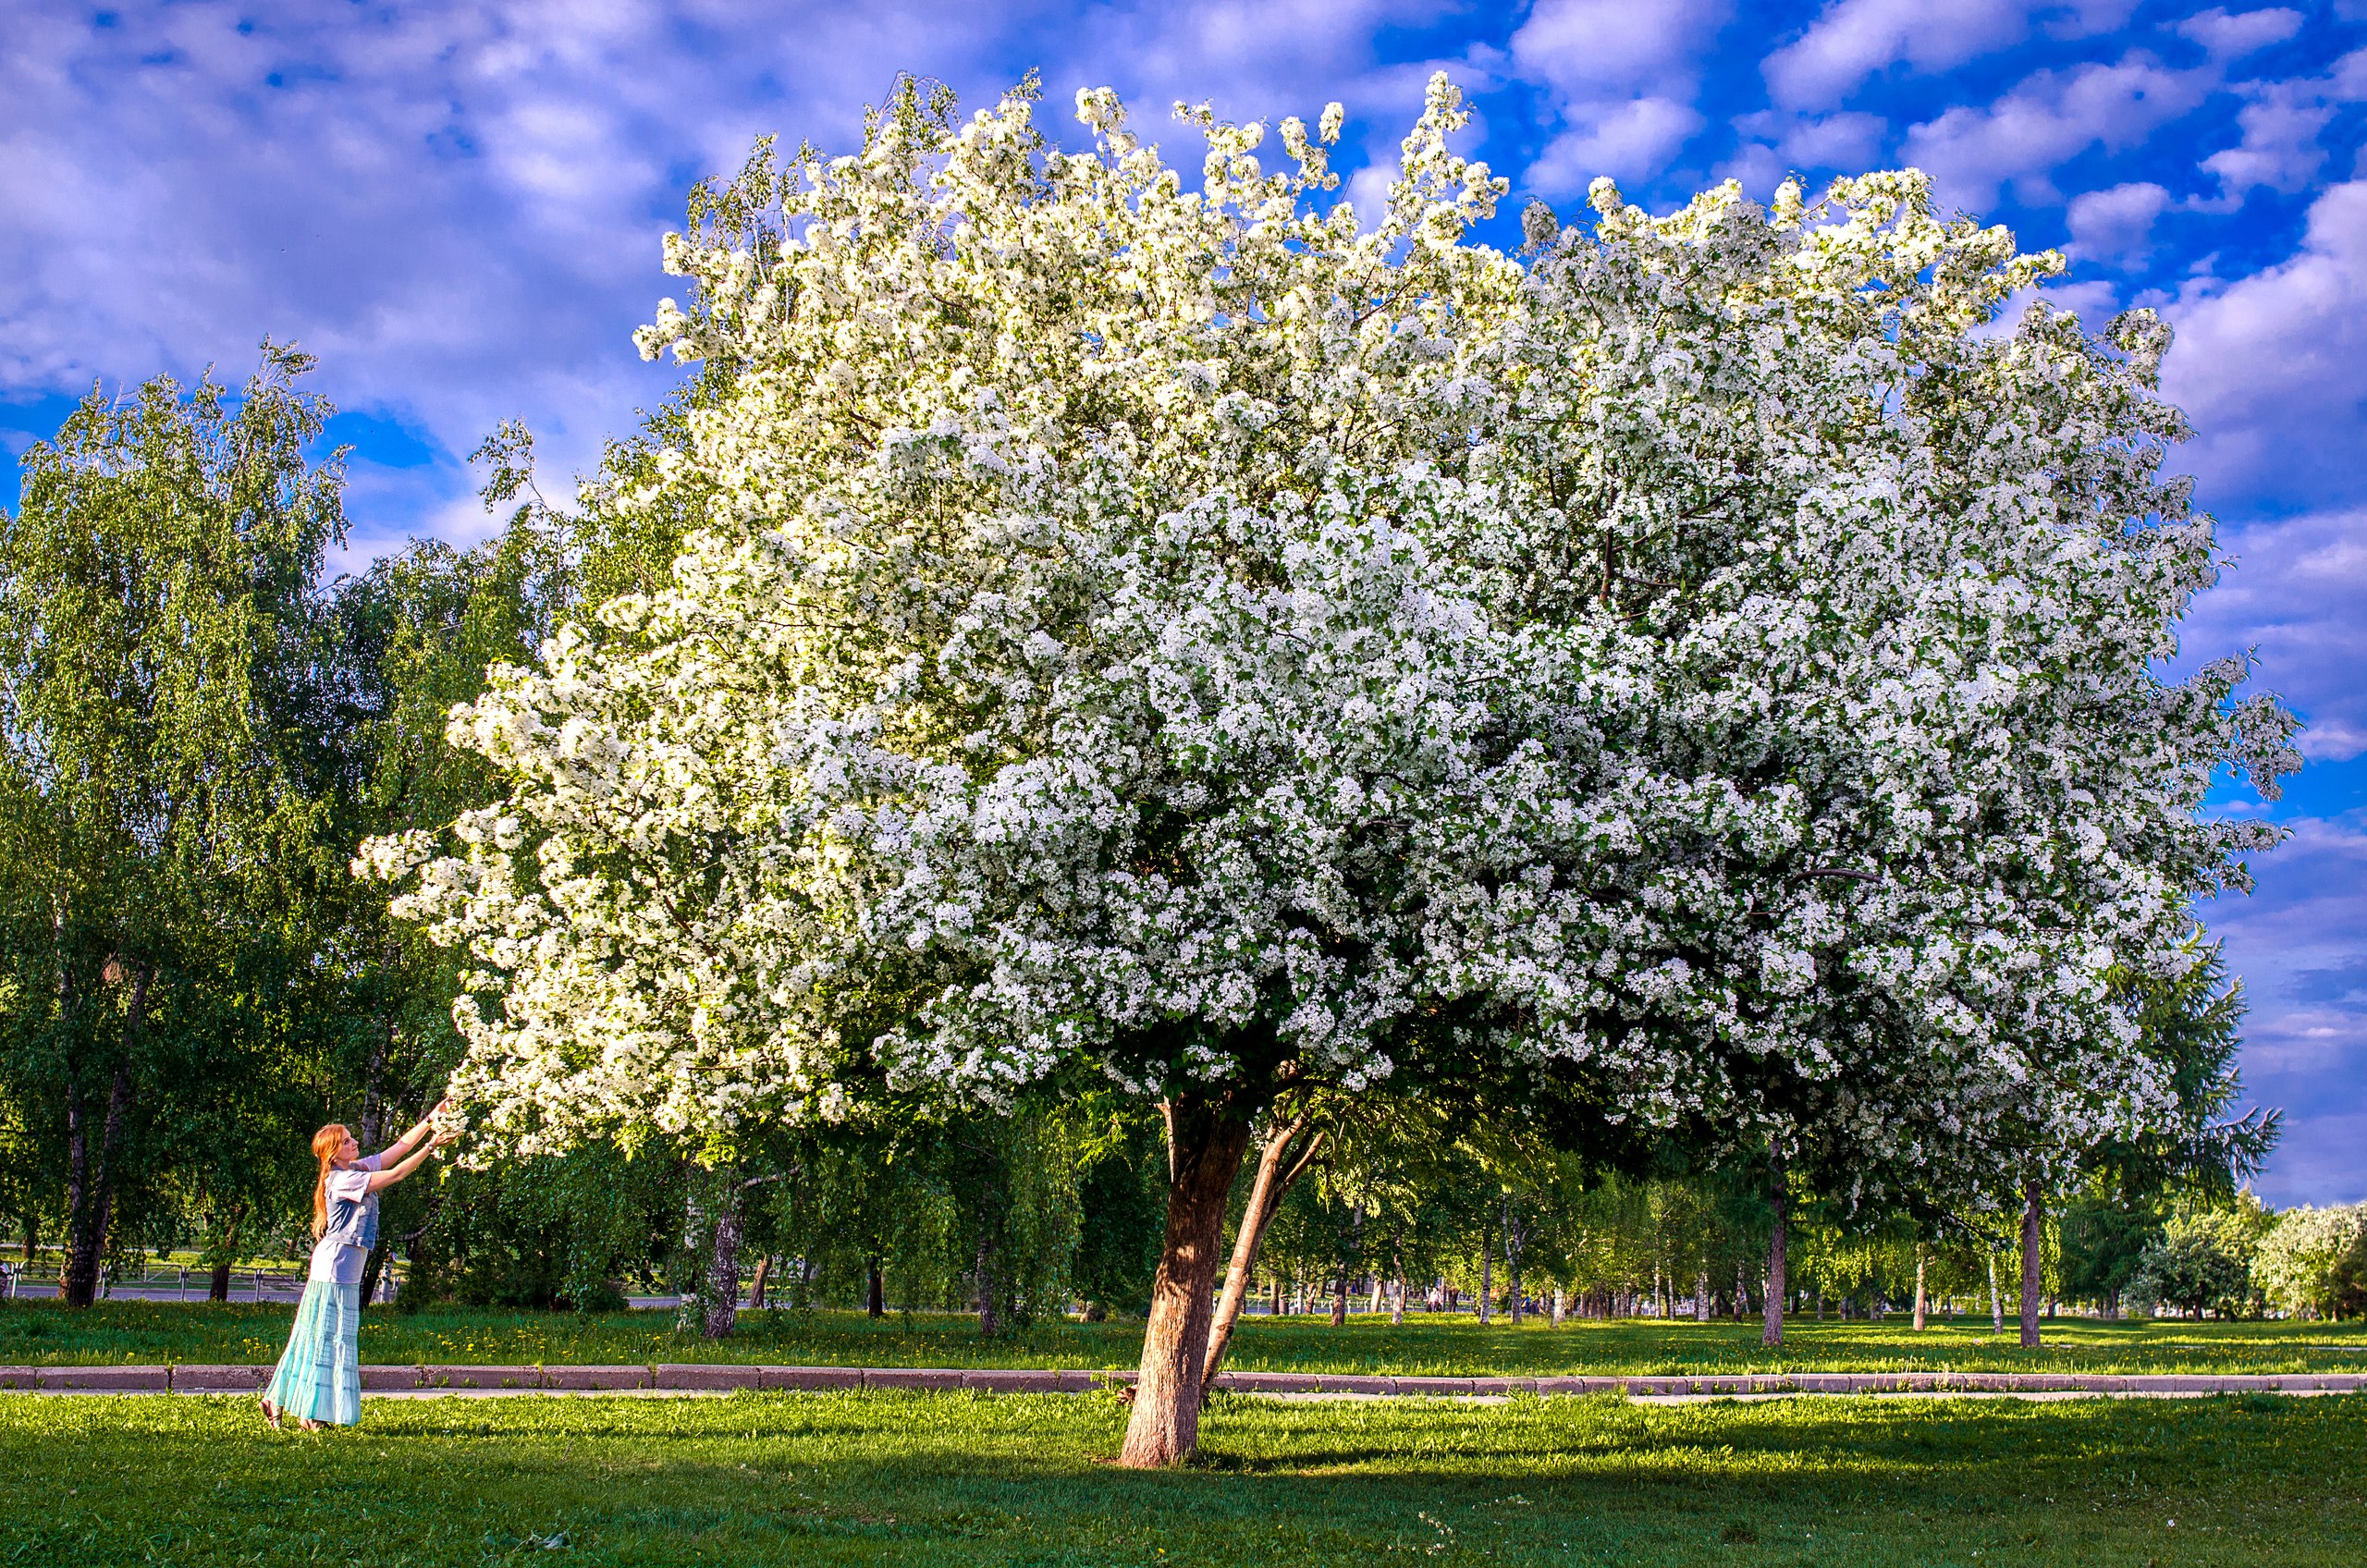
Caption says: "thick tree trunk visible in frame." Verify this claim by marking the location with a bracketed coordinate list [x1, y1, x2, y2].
[865, 1255, 884, 1317]
[1330, 1269, 1346, 1326]
[705, 1188, 742, 1341]
[1913, 1248, 1928, 1331]
[208, 1260, 232, 1303]
[2018, 1178, 2043, 1349]
[1120, 1091, 1256, 1469]
[1201, 1115, 1322, 1387]
[1697, 1267, 1711, 1323]
[1762, 1180, 1787, 1348]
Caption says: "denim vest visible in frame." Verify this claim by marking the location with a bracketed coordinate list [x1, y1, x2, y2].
[321, 1176, 379, 1252]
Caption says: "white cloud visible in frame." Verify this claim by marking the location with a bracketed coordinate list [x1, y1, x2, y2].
[2197, 815, 2367, 1206]
[2174, 6, 2305, 60]
[1723, 107, 1889, 189]
[1511, 0, 1725, 192]
[2165, 180, 2367, 509]
[2177, 507, 2367, 762]
[1509, 0, 1722, 95]
[2066, 178, 2169, 263]
[2193, 49, 2367, 205]
[1527, 97, 1708, 193]
[1901, 53, 2213, 209]
[1762, 0, 2133, 110]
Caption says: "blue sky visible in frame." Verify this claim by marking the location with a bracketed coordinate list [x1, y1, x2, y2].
[2, 0, 2361, 1206]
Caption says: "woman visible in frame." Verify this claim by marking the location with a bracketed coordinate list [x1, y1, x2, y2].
[261, 1103, 452, 1430]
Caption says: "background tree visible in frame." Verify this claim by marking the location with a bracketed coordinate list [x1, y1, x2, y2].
[2254, 1203, 2367, 1321]
[0, 345, 348, 1306]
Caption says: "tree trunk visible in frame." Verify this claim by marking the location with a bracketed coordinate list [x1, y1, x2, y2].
[359, 1240, 389, 1310]
[1392, 1260, 1406, 1326]
[208, 1260, 232, 1303]
[748, 1253, 773, 1311]
[865, 1255, 884, 1317]
[1988, 1252, 2004, 1332]
[2018, 1177, 2042, 1349]
[1478, 1231, 1493, 1326]
[1763, 1179, 1787, 1348]
[705, 1186, 742, 1341]
[1201, 1115, 1322, 1387]
[975, 1227, 999, 1338]
[1504, 1198, 1525, 1325]
[1120, 1090, 1257, 1469]
[64, 1051, 135, 1309]
[1336, 1199, 1362, 1326]
[1913, 1247, 1928, 1332]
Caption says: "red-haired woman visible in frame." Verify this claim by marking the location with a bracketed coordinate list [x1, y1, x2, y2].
[260, 1104, 451, 1429]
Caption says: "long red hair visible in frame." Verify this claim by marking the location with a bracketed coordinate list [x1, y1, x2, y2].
[310, 1124, 350, 1241]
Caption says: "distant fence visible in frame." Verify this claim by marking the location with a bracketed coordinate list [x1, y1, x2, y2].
[0, 1261, 395, 1304]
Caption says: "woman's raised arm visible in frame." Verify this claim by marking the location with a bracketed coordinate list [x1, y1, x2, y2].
[375, 1098, 453, 1163]
[364, 1130, 452, 1193]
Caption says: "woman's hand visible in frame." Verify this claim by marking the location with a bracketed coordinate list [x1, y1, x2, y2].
[392, 1098, 455, 1156]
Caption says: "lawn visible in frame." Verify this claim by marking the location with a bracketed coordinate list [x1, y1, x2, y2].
[1, 1297, 2361, 1375]
[5, 1386, 2361, 1565]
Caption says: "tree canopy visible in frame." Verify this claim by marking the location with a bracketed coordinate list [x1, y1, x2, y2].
[360, 75, 2297, 1464]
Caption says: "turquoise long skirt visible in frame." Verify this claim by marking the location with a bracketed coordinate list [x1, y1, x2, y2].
[264, 1280, 362, 1426]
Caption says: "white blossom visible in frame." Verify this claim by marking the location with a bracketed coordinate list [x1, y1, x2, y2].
[365, 79, 2296, 1184]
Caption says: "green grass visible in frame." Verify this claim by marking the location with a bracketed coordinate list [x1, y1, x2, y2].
[2, 1297, 2362, 1374]
[5, 1387, 2361, 1564]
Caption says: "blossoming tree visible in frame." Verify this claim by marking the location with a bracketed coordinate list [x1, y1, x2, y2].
[365, 75, 2292, 1464]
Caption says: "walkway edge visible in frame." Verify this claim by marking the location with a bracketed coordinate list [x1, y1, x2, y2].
[0, 1366, 2360, 1397]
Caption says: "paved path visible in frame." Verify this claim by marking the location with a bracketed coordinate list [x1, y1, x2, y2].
[4, 1365, 2361, 1399]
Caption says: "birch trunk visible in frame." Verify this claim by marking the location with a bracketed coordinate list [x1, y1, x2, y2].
[2019, 1178, 2043, 1349]
[704, 1186, 742, 1341]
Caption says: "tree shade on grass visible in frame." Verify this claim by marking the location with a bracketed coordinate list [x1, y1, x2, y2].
[5, 1388, 2361, 1565]
[3, 1301, 2360, 1376]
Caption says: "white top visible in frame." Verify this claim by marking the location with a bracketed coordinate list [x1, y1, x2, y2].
[308, 1153, 383, 1283]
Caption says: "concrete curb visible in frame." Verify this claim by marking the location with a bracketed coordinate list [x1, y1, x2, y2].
[3, 1366, 2359, 1398]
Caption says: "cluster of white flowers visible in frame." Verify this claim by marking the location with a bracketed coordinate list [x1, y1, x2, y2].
[362, 75, 2294, 1190]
